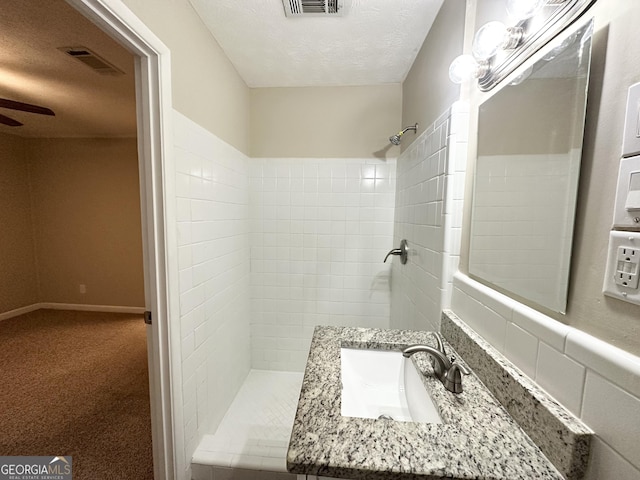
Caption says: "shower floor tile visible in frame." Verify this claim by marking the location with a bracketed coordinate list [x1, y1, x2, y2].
[192, 369, 304, 473]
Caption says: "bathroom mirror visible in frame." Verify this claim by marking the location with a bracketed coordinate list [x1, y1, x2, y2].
[469, 19, 593, 313]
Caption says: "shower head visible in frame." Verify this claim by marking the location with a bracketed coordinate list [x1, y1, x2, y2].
[389, 123, 418, 145]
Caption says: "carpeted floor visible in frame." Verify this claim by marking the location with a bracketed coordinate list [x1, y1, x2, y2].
[0, 309, 154, 479]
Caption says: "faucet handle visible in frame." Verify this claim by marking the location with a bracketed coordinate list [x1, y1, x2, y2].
[383, 239, 408, 264]
[428, 332, 447, 373]
[443, 362, 471, 394]
[383, 248, 402, 263]
[454, 361, 470, 375]
[431, 332, 446, 355]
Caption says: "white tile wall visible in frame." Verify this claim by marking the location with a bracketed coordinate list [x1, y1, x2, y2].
[173, 111, 252, 463]
[584, 438, 640, 480]
[536, 342, 585, 415]
[582, 372, 640, 468]
[451, 272, 640, 479]
[249, 157, 396, 371]
[192, 370, 303, 475]
[504, 322, 538, 379]
[390, 102, 468, 331]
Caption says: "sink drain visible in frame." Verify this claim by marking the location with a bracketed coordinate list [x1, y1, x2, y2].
[377, 414, 394, 421]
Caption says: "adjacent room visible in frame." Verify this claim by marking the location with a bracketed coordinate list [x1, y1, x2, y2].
[0, 1, 152, 478]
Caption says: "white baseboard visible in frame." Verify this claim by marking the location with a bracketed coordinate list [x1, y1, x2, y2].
[0, 304, 43, 321]
[0, 303, 145, 320]
[41, 303, 146, 314]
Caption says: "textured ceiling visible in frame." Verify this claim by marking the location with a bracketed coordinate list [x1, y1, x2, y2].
[0, 0, 443, 138]
[188, 0, 445, 87]
[0, 0, 136, 138]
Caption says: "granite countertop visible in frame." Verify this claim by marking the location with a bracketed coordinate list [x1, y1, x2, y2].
[286, 325, 564, 480]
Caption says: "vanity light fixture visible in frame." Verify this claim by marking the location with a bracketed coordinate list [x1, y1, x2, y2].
[449, 19, 524, 84]
[449, 20, 524, 85]
[448, 0, 593, 90]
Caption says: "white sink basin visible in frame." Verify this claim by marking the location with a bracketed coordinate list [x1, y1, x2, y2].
[340, 348, 442, 423]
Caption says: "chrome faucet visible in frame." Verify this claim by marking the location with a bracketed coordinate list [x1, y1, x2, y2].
[402, 332, 471, 394]
[402, 344, 451, 377]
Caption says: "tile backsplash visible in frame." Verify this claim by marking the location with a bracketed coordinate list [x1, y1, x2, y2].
[441, 310, 592, 480]
[451, 272, 640, 480]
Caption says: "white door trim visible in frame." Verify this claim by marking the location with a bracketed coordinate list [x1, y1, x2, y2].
[64, 1, 183, 479]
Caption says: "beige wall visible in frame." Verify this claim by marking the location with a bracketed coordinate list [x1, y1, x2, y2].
[569, 0, 640, 355]
[249, 85, 402, 158]
[0, 133, 39, 313]
[401, 0, 465, 151]
[461, 0, 640, 355]
[121, 0, 250, 155]
[27, 138, 145, 307]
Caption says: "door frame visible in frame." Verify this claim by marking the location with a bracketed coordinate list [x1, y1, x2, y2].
[65, 1, 182, 479]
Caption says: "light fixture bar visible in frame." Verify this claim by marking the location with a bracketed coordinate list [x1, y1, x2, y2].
[449, 0, 597, 91]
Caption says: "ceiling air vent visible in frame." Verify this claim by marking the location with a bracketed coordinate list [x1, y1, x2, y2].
[59, 47, 124, 76]
[283, 0, 348, 17]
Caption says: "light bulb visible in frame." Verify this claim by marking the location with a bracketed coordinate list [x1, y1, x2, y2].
[506, 0, 546, 20]
[472, 21, 509, 61]
[448, 55, 488, 84]
[472, 21, 524, 61]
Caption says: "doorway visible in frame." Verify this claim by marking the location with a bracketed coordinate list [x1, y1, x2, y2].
[64, 0, 178, 479]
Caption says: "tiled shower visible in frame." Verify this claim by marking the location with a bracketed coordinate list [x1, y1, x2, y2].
[174, 102, 469, 474]
[390, 103, 468, 333]
[249, 157, 396, 371]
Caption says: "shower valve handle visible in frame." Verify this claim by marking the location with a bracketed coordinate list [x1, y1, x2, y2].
[384, 239, 408, 264]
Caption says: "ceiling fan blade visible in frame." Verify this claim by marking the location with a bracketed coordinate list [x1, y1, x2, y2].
[0, 113, 23, 127]
[0, 98, 55, 116]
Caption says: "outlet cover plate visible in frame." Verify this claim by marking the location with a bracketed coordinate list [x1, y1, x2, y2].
[613, 156, 640, 230]
[623, 82, 640, 158]
[603, 231, 640, 306]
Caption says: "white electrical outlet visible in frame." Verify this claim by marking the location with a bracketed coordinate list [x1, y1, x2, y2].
[79, 284, 87, 294]
[603, 231, 640, 306]
[614, 246, 639, 289]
